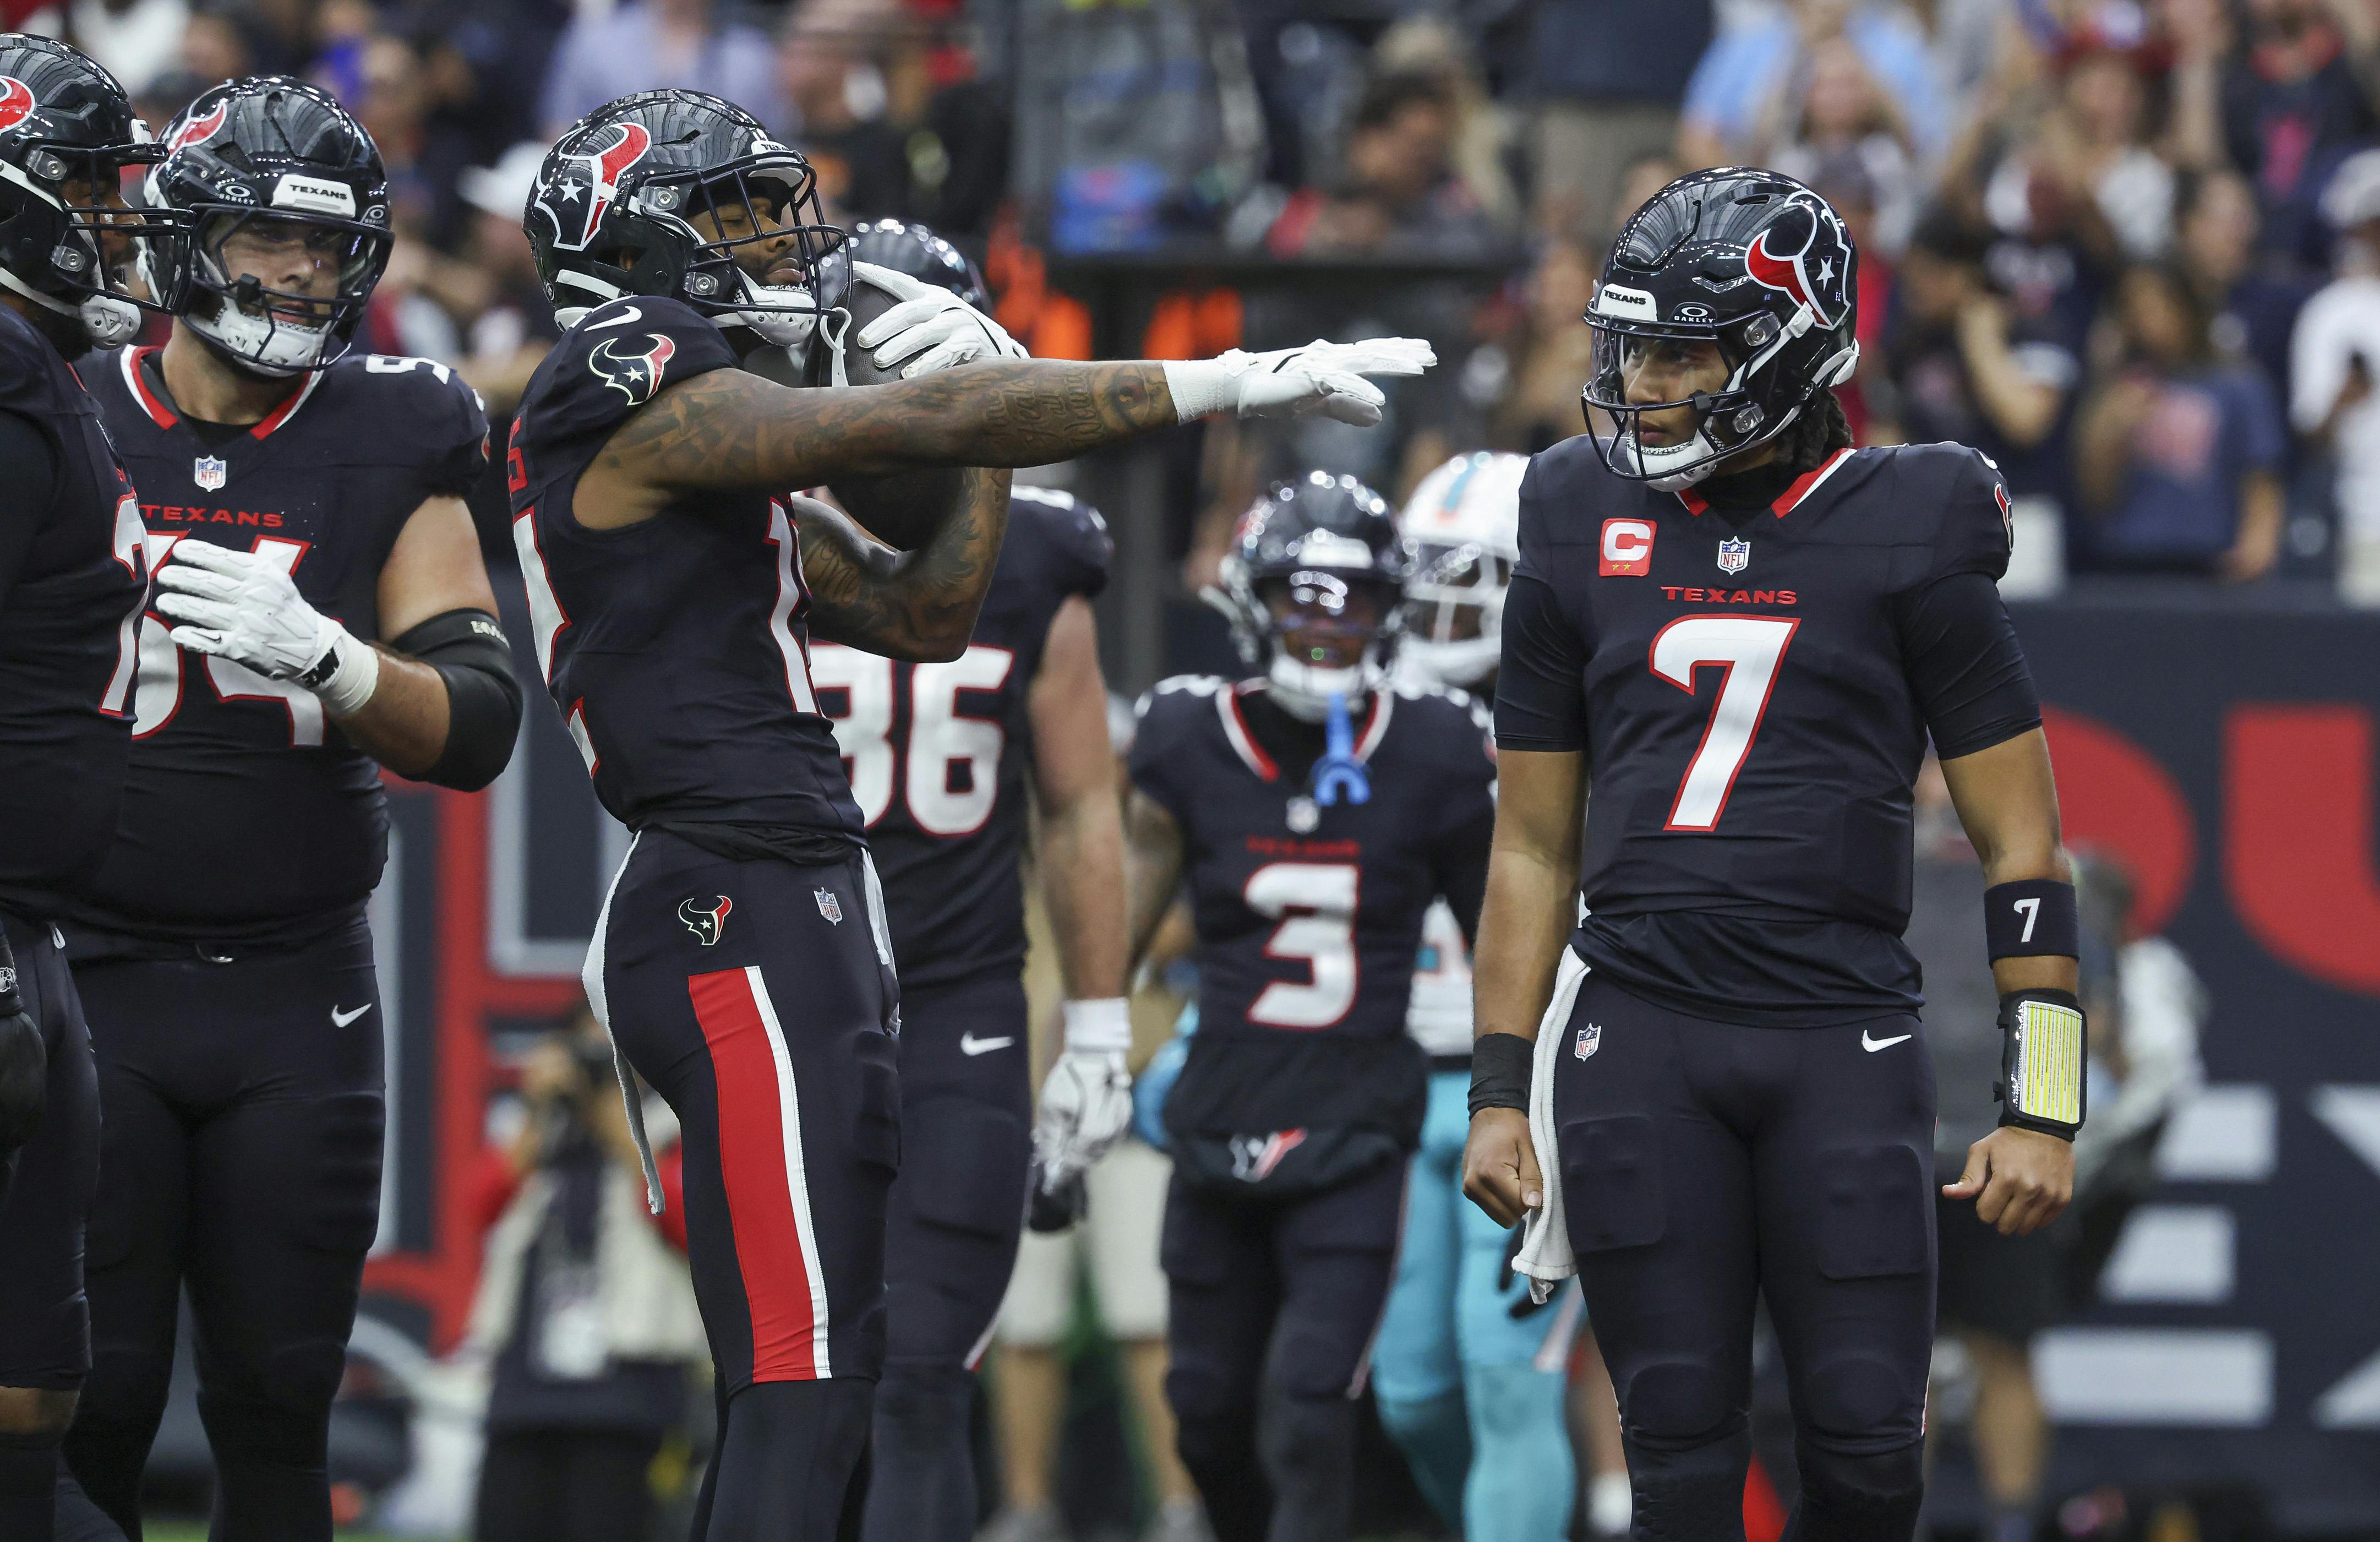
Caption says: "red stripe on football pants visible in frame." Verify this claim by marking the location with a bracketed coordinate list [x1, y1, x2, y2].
[688, 966, 825, 1381]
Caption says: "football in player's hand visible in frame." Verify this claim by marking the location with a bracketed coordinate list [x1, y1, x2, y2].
[823, 276, 967, 551]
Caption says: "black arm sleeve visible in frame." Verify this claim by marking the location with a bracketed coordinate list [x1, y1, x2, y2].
[1492, 571, 1590, 752]
[0, 410, 58, 612]
[390, 609, 524, 792]
[1896, 571, 2042, 759]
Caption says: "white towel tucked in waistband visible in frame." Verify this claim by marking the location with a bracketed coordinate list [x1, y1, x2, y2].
[1511, 946, 1591, 1304]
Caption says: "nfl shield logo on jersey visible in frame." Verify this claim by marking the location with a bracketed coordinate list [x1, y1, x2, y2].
[1575, 1021, 1602, 1059]
[814, 887, 843, 925]
[1717, 537, 1750, 575]
[193, 455, 227, 491]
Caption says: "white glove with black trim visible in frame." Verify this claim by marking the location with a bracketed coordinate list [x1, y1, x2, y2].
[153, 541, 379, 715]
[1163, 337, 1437, 427]
[1031, 998, 1136, 1192]
[850, 261, 1028, 378]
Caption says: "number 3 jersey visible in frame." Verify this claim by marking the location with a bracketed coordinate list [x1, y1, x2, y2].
[1130, 677, 1495, 1176]
[810, 486, 1111, 993]
[1494, 438, 2044, 1027]
[509, 296, 863, 846]
[65, 345, 489, 949]
[0, 308, 149, 920]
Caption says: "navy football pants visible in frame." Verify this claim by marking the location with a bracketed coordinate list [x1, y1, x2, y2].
[1551, 972, 1936, 1542]
[0, 914, 101, 1542]
[1161, 1159, 1406, 1542]
[63, 918, 383, 1542]
[863, 974, 1031, 1542]
[591, 832, 899, 1541]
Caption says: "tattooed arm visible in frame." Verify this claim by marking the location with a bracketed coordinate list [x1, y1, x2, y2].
[573, 335, 1432, 530]
[790, 468, 1013, 661]
[576, 362, 1171, 530]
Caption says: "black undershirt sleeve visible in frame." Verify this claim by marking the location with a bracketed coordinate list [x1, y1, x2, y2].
[1492, 571, 1590, 753]
[1896, 571, 2043, 759]
[0, 410, 59, 612]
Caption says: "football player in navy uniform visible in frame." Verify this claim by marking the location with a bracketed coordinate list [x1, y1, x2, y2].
[800, 220, 1133, 1542]
[0, 35, 181, 1542]
[1369, 451, 1594, 1542]
[1122, 474, 1497, 1542]
[52, 78, 520, 1542]
[507, 89, 1428, 1538]
[1461, 170, 2082, 1542]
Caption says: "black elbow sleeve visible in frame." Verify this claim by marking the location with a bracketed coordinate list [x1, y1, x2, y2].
[391, 609, 524, 791]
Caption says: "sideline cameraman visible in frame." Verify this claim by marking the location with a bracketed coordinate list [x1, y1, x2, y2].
[465, 1009, 707, 1542]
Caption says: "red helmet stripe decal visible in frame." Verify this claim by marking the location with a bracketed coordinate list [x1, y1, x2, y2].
[0, 77, 33, 133]
[1745, 227, 1814, 316]
[169, 100, 228, 152]
[582, 122, 652, 232]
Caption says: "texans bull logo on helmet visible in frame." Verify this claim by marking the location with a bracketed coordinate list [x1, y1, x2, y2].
[535, 122, 653, 253]
[1744, 195, 1854, 331]
[589, 331, 676, 405]
[0, 77, 34, 135]
[167, 99, 228, 152]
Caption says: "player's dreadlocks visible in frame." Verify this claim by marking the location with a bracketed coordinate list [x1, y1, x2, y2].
[1783, 387, 1855, 474]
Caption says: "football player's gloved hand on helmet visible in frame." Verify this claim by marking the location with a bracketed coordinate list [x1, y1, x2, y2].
[154, 541, 380, 716]
[851, 261, 1027, 378]
[1031, 997, 1136, 1194]
[1163, 338, 1437, 428]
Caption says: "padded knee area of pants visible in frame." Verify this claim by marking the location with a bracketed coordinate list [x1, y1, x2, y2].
[1621, 1359, 1737, 1447]
[211, 1337, 347, 1432]
[196, 1389, 326, 1469]
[1164, 1351, 1248, 1427]
[872, 1364, 971, 1442]
[1789, 1444, 1924, 1542]
[1798, 1355, 1922, 1443]
[1258, 1392, 1355, 1489]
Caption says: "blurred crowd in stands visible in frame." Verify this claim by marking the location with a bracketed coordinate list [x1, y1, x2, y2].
[9, 0, 2377, 603]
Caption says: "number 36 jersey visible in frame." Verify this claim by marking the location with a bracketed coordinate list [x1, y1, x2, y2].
[1130, 677, 1495, 1156]
[67, 346, 488, 949]
[809, 486, 1112, 993]
[1494, 438, 2044, 1028]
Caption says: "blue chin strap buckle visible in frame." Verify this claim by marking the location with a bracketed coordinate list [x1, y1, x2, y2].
[1312, 691, 1371, 807]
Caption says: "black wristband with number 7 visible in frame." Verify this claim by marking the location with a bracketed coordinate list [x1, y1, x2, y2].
[1983, 878, 2079, 961]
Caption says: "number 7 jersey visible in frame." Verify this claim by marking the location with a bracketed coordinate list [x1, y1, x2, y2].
[1494, 437, 2043, 1027]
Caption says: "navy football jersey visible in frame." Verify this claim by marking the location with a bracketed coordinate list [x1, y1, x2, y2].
[63, 345, 488, 946]
[1495, 439, 2042, 1027]
[0, 308, 149, 918]
[1130, 677, 1495, 1160]
[810, 485, 1111, 991]
[509, 295, 861, 841]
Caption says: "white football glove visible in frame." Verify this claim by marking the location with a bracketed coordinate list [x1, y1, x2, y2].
[152, 541, 379, 715]
[1033, 1050, 1135, 1193]
[1162, 337, 1437, 427]
[849, 260, 1028, 379]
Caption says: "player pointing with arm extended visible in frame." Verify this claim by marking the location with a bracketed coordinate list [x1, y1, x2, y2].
[505, 90, 1429, 1539]
[1461, 169, 2078, 1542]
